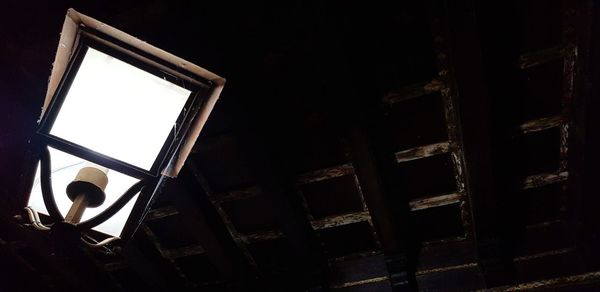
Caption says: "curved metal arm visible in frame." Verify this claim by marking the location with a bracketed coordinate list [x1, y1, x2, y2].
[40, 146, 65, 222]
[77, 179, 148, 230]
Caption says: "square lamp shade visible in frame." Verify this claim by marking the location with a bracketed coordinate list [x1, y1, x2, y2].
[26, 9, 224, 240]
[49, 47, 191, 172]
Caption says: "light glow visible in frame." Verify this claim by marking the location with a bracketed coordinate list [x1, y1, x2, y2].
[49, 47, 191, 171]
[28, 147, 140, 237]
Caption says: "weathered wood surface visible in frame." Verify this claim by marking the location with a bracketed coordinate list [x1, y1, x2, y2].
[240, 230, 284, 244]
[395, 141, 451, 163]
[518, 44, 573, 69]
[165, 244, 206, 259]
[330, 276, 390, 289]
[310, 211, 371, 230]
[382, 79, 445, 105]
[409, 192, 462, 211]
[497, 270, 600, 291]
[213, 186, 261, 203]
[522, 172, 569, 189]
[297, 164, 354, 185]
[519, 115, 567, 134]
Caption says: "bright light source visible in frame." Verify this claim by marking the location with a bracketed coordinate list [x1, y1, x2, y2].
[28, 147, 140, 237]
[50, 48, 191, 171]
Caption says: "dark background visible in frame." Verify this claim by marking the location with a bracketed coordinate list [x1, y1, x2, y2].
[2, 0, 600, 291]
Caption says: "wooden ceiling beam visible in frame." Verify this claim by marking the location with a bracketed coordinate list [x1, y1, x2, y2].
[441, 0, 512, 287]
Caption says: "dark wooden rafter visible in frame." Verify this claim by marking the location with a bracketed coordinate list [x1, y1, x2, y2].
[138, 217, 225, 289]
[484, 6, 582, 274]
[140, 224, 191, 284]
[111, 180, 236, 289]
[119, 244, 172, 291]
[476, 0, 582, 286]
[575, 0, 600, 268]
[516, 2, 578, 192]
[296, 164, 382, 261]
[560, 3, 578, 177]
[430, 12, 474, 241]
[345, 128, 400, 253]
[376, 1, 486, 289]
[168, 178, 240, 283]
[559, 1, 585, 265]
[185, 160, 262, 272]
[335, 130, 404, 290]
[190, 130, 330, 288]
[384, 4, 475, 242]
[430, 0, 513, 287]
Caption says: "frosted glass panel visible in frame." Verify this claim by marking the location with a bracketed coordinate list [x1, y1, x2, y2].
[28, 147, 140, 237]
[50, 48, 191, 170]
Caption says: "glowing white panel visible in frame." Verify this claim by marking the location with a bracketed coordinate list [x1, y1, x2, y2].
[28, 147, 140, 237]
[50, 48, 191, 171]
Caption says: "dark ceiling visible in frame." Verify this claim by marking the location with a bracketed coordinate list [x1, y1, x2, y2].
[2, 0, 600, 291]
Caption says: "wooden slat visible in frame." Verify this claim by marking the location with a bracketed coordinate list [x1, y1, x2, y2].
[522, 171, 569, 189]
[331, 276, 389, 289]
[145, 206, 178, 221]
[415, 262, 478, 276]
[331, 250, 381, 263]
[431, 15, 473, 239]
[382, 79, 445, 105]
[212, 186, 261, 203]
[329, 254, 388, 288]
[240, 230, 284, 244]
[512, 247, 575, 262]
[104, 261, 128, 271]
[519, 115, 567, 134]
[347, 128, 400, 252]
[519, 44, 572, 69]
[501, 270, 600, 291]
[297, 164, 354, 185]
[421, 236, 467, 248]
[395, 141, 451, 163]
[121, 244, 172, 291]
[409, 192, 462, 211]
[526, 219, 563, 230]
[140, 224, 190, 283]
[310, 211, 371, 230]
[165, 244, 206, 259]
[174, 167, 249, 279]
[186, 161, 260, 272]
